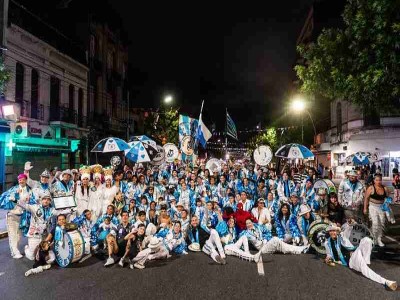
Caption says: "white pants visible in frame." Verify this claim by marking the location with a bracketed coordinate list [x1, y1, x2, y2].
[132, 246, 169, 265]
[260, 237, 306, 254]
[349, 237, 387, 285]
[25, 236, 41, 260]
[369, 203, 386, 244]
[224, 235, 255, 261]
[202, 229, 225, 262]
[6, 213, 22, 257]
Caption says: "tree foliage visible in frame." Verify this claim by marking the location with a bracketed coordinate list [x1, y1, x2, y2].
[295, 0, 400, 112]
[0, 58, 11, 95]
[143, 109, 179, 145]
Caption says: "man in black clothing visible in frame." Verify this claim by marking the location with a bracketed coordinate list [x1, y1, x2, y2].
[104, 211, 130, 267]
[186, 215, 210, 251]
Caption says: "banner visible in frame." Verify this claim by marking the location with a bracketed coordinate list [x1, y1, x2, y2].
[178, 115, 198, 163]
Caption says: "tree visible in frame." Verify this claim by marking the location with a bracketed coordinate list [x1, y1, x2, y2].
[0, 58, 11, 96]
[143, 108, 179, 145]
[295, 0, 400, 113]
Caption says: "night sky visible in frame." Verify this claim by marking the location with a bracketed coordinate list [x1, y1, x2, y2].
[109, 1, 314, 130]
[13, 0, 314, 130]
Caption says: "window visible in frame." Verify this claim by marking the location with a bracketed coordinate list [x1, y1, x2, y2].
[69, 84, 74, 110]
[364, 108, 380, 127]
[50, 76, 60, 121]
[336, 102, 342, 134]
[31, 69, 39, 119]
[78, 88, 83, 126]
[15, 62, 24, 104]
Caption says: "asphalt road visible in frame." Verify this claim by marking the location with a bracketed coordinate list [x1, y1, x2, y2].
[0, 238, 399, 300]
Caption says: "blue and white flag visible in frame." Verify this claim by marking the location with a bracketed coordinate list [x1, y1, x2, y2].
[179, 115, 198, 162]
[226, 111, 238, 140]
[196, 101, 212, 148]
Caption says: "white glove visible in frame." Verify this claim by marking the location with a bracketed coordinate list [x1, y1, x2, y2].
[294, 237, 300, 245]
[302, 236, 309, 246]
[24, 161, 33, 171]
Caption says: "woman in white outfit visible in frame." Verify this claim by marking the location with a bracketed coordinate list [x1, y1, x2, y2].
[88, 174, 103, 221]
[102, 174, 118, 215]
[363, 174, 393, 247]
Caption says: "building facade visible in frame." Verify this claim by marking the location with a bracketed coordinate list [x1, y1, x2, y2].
[1, 23, 88, 189]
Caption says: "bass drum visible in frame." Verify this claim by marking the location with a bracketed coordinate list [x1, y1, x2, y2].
[307, 220, 330, 255]
[54, 230, 85, 267]
[313, 179, 337, 194]
[347, 223, 372, 247]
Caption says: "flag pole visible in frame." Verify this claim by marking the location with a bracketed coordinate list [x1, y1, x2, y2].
[194, 100, 204, 156]
[225, 108, 228, 159]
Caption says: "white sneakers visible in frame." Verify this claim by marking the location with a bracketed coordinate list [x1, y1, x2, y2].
[134, 262, 145, 270]
[104, 257, 115, 267]
[385, 280, 397, 291]
[13, 252, 23, 259]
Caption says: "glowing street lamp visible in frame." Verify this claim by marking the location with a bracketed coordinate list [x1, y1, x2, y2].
[164, 95, 173, 104]
[290, 96, 316, 144]
[291, 97, 306, 112]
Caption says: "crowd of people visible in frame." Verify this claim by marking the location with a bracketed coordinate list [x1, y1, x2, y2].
[0, 158, 397, 290]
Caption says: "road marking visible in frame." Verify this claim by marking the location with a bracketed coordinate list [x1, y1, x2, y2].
[257, 256, 264, 276]
[385, 236, 400, 246]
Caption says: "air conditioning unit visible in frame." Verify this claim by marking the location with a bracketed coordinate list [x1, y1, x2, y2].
[11, 122, 29, 138]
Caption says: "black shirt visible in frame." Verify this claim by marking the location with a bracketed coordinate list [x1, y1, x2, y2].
[330, 238, 351, 265]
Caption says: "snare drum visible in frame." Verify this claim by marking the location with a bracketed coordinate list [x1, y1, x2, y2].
[54, 230, 85, 267]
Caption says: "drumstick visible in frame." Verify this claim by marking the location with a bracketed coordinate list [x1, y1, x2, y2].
[79, 253, 92, 263]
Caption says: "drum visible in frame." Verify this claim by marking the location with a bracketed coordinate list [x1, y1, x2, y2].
[307, 220, 330, 255]
[253, 145, 273, 166]
[347, 223, 372, 247]
[313, 179, 336, 194]
[54, 230, 85, 267]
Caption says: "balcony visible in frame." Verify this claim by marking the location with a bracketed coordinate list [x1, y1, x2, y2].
[49, 106, 77, 125]
[19, 100, 45, 121]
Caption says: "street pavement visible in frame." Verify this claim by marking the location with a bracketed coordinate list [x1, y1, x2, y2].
[0, 236, 399, 300]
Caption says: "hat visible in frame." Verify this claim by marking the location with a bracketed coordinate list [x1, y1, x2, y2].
[176, 202, 184, 207]
[257, 198, 265, 203]
[326, 224, 341, 232]
[211, 197, 219, 203]
[104, 168, 113, 180]
[17, 173, 27, 180]
[298, 204, 312, 216]
[317, 188, 327, 195]
[188, 242, 201, 252]
[39, 191, 51, 200]
[145, 223, 157, 236]
[40, 169, 50, 178]
[71, 169, 78, 174]
[148, 237, 162, 250]
[348, 170, 357, 177]
[61, 169, 72, 177]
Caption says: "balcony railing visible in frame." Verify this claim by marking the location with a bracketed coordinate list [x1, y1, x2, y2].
[19, 100, 45, 121]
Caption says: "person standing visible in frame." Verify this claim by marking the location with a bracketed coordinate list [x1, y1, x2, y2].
[338, 170, 365, 222]
[363, 174, 393, 247]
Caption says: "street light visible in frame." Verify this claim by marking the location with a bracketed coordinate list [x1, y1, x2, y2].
[164, 95, 173, 104]
[290, 96, 316, 144]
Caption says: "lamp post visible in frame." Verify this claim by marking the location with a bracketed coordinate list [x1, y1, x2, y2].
[290, 96, 317, 144]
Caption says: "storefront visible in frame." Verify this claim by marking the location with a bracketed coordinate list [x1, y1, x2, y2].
[4, 121, 85, 188]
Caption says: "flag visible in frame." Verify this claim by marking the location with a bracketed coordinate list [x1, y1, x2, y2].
[226, 110, 238, 140]
[196, 101, 212, 148]
[178, 114, 198, 163]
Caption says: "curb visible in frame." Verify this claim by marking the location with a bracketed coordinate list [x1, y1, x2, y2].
[0, 231, 8, 239]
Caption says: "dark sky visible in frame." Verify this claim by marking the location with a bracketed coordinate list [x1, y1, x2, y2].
[13, 0, 315, 130]
[108, 1, 314, 130]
